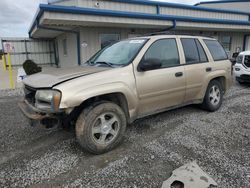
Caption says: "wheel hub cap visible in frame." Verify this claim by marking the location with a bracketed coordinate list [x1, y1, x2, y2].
[209, 85, 221, 106]
[91, 112, 120, 145]
[101, 124, 111, 134]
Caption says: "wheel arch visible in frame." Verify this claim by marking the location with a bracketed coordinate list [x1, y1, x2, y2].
[201, 74, 226, 100]
[68, 92, 133, 125]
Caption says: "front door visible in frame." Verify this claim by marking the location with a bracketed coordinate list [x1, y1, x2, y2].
[134, 38, 186, 116]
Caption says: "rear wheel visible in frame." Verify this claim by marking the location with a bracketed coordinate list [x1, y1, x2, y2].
[202, 80, 223, 112]
[75, 101, 127, 154]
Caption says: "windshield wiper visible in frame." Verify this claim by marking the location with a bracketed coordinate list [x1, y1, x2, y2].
[94, 61, 114, 67]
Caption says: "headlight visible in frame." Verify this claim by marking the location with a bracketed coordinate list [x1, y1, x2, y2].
[35, 90, 61, 112]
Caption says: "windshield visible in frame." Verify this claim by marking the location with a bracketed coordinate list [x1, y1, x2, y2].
[86, 39, 147, 67]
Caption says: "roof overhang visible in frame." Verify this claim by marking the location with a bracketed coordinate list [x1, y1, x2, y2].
[29, 4, 250, 38]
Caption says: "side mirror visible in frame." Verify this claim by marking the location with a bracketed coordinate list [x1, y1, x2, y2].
[138, 58, 162, 72]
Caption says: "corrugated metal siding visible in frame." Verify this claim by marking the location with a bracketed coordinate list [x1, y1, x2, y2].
[53, 0, 77, 6]
[160, 7, 249, 21]
[52, 0, 249, 21]
[1, 38, 55, 66]
[45, 12, 173, 28]
[77, 0, 156, 14]
[218, 32, 244, 57]
[198, 2, 250, 12]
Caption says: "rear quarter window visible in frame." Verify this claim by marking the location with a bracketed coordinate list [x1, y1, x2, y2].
[204, 39, 228, 61]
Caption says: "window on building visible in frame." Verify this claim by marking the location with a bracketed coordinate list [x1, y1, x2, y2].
[204, 39, 228, 61]
[143, 39, 180, 68]
[221, 36, 231, 53]
[100, 34, 120, 49]
[62, 38, 67, 56]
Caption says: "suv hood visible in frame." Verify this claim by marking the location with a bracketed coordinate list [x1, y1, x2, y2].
[23, 66, 109, 88]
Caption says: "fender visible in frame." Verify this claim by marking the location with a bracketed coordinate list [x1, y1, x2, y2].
[58, 82, 139, 119]
[200, 69, 227, 99]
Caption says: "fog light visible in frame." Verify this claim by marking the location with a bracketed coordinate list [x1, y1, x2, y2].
[235, 68, 240, 71]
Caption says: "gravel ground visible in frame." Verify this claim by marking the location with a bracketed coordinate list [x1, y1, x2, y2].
[0, 82, 249, 188]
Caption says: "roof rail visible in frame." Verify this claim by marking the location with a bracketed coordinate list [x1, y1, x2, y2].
[142, 31, 215, 39]
[142, 31, 173, 36]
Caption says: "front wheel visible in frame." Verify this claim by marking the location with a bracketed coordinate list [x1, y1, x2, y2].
[202, 80, 223, 112]
[75, 102, 127, 154]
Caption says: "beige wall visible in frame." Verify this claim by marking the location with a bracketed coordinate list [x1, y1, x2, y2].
[79, 27, 155, 63]
[55, 27, 154, 67]
[55, 27, 246, 68]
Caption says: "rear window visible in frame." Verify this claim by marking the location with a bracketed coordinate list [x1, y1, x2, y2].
[204, 39, 228, 61]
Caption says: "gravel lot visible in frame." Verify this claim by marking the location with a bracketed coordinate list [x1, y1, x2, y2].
[0, 82, 249, 188]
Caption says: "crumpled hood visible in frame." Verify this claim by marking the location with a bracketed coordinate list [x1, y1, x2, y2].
[23, 66, 109, 88]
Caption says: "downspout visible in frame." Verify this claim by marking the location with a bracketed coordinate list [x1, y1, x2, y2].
[37, 24, 81, 66]
[243, 34, 250, 51]
[144, 19, 177, 36]
[53, 39, 59, 67]
[168, 19, 177, 31]
[159, 20, 177, 32]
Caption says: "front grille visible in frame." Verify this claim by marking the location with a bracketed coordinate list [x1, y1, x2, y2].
[24, 85, 37, 105]
[240, 74, 250, 80]
[244, 55, 250, 68]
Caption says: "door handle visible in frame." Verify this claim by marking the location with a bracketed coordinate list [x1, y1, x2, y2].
[206, 67, 212, 72]
[175, 72, 183, 77]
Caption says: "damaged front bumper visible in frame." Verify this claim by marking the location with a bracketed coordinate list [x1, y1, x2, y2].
[18, 100, 62, 128]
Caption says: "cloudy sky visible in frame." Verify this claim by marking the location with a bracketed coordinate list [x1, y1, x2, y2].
[0, 0, 211, 38]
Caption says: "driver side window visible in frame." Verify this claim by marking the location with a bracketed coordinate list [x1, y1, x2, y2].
[144, 39, 180, 68]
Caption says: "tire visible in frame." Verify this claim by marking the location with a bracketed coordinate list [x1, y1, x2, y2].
[75, 101, 127, 154]
[202, 80, 223, 112]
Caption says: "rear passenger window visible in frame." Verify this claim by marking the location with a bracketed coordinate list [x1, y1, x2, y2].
[181, 38, 208, 64]
[181, 39, 200, 64]
[195, 39, 208, 62]
[143, 39, 180, 68]
[204, 39, 228, 61]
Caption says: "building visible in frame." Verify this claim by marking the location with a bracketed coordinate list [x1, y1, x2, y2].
[1, 38, 55, 66]
[195, 0, 250, 12]
[27, 0, 250, 68]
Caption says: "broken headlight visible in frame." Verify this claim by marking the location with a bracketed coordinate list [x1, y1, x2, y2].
[35, 90, 61, 112]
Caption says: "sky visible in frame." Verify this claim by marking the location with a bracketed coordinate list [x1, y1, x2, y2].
[0, 0, 212, 38]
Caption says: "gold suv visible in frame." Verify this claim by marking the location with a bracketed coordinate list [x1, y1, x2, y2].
[19, 34, 233, 154]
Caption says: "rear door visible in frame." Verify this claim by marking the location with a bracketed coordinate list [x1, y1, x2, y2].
[180, 38, 210, 102]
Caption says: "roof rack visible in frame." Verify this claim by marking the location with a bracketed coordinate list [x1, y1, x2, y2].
[141, 30, 174, 36]
[142, 30, 214, 39]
